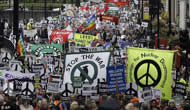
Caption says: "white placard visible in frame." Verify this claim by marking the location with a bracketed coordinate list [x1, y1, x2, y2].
[64, 52, 110, 86]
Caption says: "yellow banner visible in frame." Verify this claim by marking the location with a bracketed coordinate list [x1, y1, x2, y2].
[74, 33, 98, 46]
[127, 47, 174, 99]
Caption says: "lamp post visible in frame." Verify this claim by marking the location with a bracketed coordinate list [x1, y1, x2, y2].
[168, 0, 171, 35]
[157, 0, 160, 49]
[13, 0, 19, 48]
[44, 0, 47, 20]
[24, 0, 25, 19]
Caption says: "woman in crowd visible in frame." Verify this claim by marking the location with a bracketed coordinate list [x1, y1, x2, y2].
[164, 99, 177, 110]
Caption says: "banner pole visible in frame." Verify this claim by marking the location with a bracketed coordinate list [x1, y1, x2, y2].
[57, 53, 62, 75]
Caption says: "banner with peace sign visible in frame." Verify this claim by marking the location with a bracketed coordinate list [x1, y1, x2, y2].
[64, 52, 111, 86]
[127, 47, 174, 99]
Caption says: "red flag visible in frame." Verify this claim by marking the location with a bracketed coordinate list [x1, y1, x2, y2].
[104, 4, 109, 11]
[50, 30, 72, 44]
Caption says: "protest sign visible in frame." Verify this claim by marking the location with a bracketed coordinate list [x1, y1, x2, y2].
[34, 77, 41, 88]
[70, 47, 104, 53]
[82, 82, 97, 96]
[127, 47, 174, 99]
[24, 29, 37, 37]
[98, 81, 108, 95]
[72, 77, 82, 88]
[9, 60, 22, 72]
[0, 70, 34, 80]
[107, 65, 126, 93]
[50, 30, 72, 44]
[47, 75, 62, 93]
[173, 82, 186, 96]
[31, 64, 44, 75]
[64, 52, 110, 86]
[31, 44, 62, 57]
[125, 83, 138, 99]
[143, 87, 153, 103]
[74, 33, 98, 46]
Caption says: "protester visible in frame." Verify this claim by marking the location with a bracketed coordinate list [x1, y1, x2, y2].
[131, 97, 140, 110]
[164, 99, 177, 110]
[39, 98, 49, 110]
[0, 1, 189, 110]
[125, 103, 134, 110]
[19, 99, 33, 110]
[150, 99, 160, 110]
[70, 101, 79, 110]
[53, 94, 67, 110]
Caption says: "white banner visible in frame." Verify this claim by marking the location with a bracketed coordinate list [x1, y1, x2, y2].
[0, 70, 34, 80]
[64, 52, 110, 85]
[82, 82, 97, 96]
[24, 29, 37, 37]
[47, 75, 62, 93]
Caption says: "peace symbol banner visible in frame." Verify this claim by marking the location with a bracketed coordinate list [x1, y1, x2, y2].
[64, 52, 111, 86]
[127, 47, 174, 99]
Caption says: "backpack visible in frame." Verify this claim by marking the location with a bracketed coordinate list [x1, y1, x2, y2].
[52, 101, 66, 110]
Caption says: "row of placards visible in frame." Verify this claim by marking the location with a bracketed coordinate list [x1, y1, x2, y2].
[1, 47, 176, 100]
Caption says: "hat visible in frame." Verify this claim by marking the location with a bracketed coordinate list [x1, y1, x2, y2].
[131, 97, 139, 104]
[168, 99, 175, 105]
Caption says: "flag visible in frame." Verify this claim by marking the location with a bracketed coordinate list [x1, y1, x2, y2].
[17, 32, 25, 56]
[127, 47, 174, 99]
[83, 14, 96, 32]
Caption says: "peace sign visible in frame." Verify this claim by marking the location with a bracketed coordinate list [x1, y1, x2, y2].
[134, 60, 161, 87]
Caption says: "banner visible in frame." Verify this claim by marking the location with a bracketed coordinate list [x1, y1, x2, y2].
[50, 30, 72, 44]
[173, 82, 186, 96]
[126, 83, 138, 99]
[31, 44, 62, 57]
[100, 15, 119, 25]
[64, 52, 110, 85]
[155, 37, 168, 49]
[47, 75, 62, 93]
[70, 47, 104, 53]
[82, 82, 97, 96]
[0, 70, 34, 80]
[138, 88, 161, 103]
[24, 29, 37, 38]
[31, 64, 44, 75]
[127, 47, 174, 99]
[105, 0, 129, 7]
[98, 82, 108, 95]
[74, 33, 98, 46]
[107, 65, 126, 93]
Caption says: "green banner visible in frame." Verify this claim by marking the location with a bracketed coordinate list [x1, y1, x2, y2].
[74, 33, 98, 46]
[127, 47, 174, 99]
[31, 44, 62, 57]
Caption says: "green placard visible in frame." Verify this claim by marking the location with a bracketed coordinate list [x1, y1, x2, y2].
[73, 77, 82, 88]
[31, 44, 62, 57]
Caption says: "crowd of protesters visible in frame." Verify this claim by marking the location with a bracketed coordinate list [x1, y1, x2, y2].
[0, 91, 190, 110]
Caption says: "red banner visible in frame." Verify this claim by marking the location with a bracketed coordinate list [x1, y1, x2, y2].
[155, 36, 168, 49]
[50, 30, 72, 44]
[100, 15, 119, 25]
[105, 0, 129, 7]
